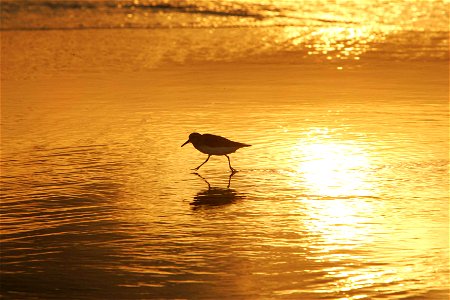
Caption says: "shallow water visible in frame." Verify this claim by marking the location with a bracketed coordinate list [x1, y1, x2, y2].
[1, 0, 449, 299]
[2, 62, 449, 299]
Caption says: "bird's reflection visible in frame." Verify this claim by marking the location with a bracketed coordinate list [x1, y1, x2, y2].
[190, 173, 245, 210]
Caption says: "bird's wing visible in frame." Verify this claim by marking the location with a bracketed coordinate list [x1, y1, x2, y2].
[202, 134, 250, 148]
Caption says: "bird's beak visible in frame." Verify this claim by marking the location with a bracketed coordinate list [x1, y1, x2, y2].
[181, 140, 190, 147]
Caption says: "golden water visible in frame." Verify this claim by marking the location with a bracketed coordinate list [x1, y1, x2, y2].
[1, 0, 449, 298]
[2, 62, 448, 299]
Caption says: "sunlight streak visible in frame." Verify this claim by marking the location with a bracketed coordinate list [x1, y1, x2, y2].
[291, 139, 373, 197]
[283, 25, 384, 61]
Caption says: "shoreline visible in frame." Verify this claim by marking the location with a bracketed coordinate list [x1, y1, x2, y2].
[1, 27, 448, 81]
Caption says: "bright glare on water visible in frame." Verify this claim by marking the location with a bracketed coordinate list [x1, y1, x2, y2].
[0, 0, 449, 299]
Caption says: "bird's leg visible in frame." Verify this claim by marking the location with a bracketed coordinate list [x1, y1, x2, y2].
[225, 155, 237, 173]
[227, 172, 235, 188]
[194, 155, 211, 171]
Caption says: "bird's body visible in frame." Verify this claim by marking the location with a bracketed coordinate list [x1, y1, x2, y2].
[181, 132, 251, 172]
[190, 133, 250, 155]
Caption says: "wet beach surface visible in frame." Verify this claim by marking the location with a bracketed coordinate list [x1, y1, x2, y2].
[1, 1, 449, 299]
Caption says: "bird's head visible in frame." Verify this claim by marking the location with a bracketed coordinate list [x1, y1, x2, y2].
[181, 132, 202, 147]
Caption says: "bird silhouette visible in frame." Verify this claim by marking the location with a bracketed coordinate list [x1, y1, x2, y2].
[181, 132, 251, 172]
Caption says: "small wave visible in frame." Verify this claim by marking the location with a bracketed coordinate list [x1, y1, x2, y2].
[0, 0, 370, 32]
[1, 0, 265, 17]
[1, 0, 267, 31]
[2, 0, 447, 33]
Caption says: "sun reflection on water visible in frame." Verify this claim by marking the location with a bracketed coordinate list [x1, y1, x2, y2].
[300, 199, 374, 246]
[288, 136, 391, 298]
[291, 139, 373, 197]
[282, 25, 385, 61]
[294, 196, 384, 299]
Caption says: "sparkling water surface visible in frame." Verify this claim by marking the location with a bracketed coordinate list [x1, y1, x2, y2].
[2, 64, 448, 299]
[1, 0, 449, 299]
